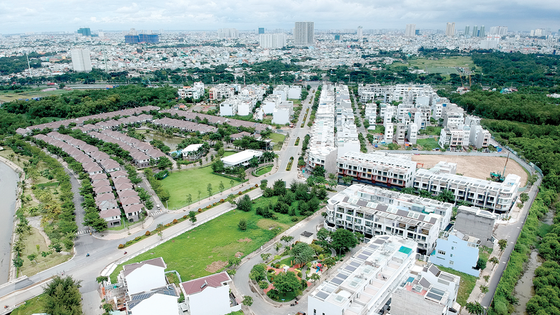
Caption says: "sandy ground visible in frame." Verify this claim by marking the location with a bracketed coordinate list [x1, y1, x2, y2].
[411, 155, 528, 186]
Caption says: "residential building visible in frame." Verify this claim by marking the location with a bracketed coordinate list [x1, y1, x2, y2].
[77, 27, 91, 37]
[128, 288, 178, 315]
[392, 264, 460, 315]
[413, 167, 521, 213]
[430, 229, 480, 277]
[446, 22, 456, 37]
[219, 98, 239, 116]
[357, 26, 363, 40]
[384, 122, 394, 143]
[209, 84, 235, 101]
[288, 85, 302, 99]
[181, 143, 204, 160]
[178, 82, 204, 100]
[405, 24, 416, 37]
[259, 33, 286, 49]
[120, 257, 167, 296]
[294, 22, 314, 46]
[272, 101, 293, 125]
[258, 27, 265, 34]
[394, 123, 407, 145]
[218, 28, 238, 38]
[221, 150, 263, 168]
[306, 85, 338, 174]
[99, 208, 121, 227]
[179, 272, 241, 315]
[325, 184, 444, 256]
[308, 236, 417, 315]
[365, 103, 377, 125]
[407, 123, 418, 145]
[454, 206, 497, 247]
[337, 152, 417, 189]
[438, 125, 470, 148]
[71, 48, 92, 72]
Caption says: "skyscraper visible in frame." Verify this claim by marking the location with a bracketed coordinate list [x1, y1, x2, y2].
[218, 28, 239, 38]
[480, 25, 485, 37]
[357, 26, 363, 40]
[258, 28, 265, 34]
[71, 49, 92, 73]
[472, 25, 478, 37]
[294, 22, 314, 46]
[464, 26, 470, 36]
[77, 28, 91, 37]
[405, 24, 416, 37]
[259, 34, 286, 49]
[446, 22, 455, 37]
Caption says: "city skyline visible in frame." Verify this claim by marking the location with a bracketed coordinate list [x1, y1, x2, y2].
[1, 0, 559, 34]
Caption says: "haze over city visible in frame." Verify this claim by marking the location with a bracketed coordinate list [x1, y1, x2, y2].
[1, 0, 560, 33]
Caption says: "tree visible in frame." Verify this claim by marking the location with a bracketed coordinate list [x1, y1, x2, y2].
[281, 235, 294, 245]
[313, 165, 326, 178]
[489, 256, 500, 268]
[275, 242, 283, 252]
[226, 194, 236, 206]
[249, 263, 267, 282]
[189, 211, 197, 223]
[520, 192, 529, 203]
[207, 183, 213, 197]
[273, 179, 287, 196]
[273, 271, 301, 297]
[242, 295, 253, 306]
[331, 229, 358, 254]
[465, 302, 484, 315]
[237, 194, 252, 212]
[218, 181, 225, 193]
[198, 190, 202, 202]
[27, 253, 37, 264]
[437, 189, 455, 203]
[310, 273, 321, 282]
[230, 179, 235, 188]
[238, 219, 247, 230]
[261, 179, 268, 190]
[43, 276, 83, 315]
[498, 239, 508, 252]
[96, 276, 108, 284]
[476, 257, 487, 270]
[480, 285, 489, 294]
[186, 194, 192, 205]
[157, 157, 173, 170]
[261, 253, 271, 262]
[292, 242, 315, 265]
[228, 257, 242, 268]
[13, 256, 23, 268]
[342, 176, 353, 185]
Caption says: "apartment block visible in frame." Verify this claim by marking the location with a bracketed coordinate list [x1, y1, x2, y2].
[394, 123, 407, 145]
[259, 33, 286, 49]
[306, 85, 338, 174]
[413, 167, 521, 213]
[219, 98, 239, 116]
[454, 206, 497, 247]
[384, 122, 394, 144]
[308, 236, 417, 315]
[272, 101, 293, 125]
[178, 82, 204, 100]
[325, 184, 444, 256]
[392, 264, 460, 315]
[407, 123, 418, 145]
[365, 103, 377, 124]
[209, 84, 235, 100]
[337, 152, 417, 189]
[430, 229, 480, 277]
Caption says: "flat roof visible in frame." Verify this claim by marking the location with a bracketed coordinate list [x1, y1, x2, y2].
[221, 150, 262, 165]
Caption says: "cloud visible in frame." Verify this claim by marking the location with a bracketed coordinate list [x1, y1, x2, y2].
[0, 0, 558, 33]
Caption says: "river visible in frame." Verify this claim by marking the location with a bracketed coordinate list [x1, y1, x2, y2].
[513, 210, 555, 314]
[0, 161, 19, 284]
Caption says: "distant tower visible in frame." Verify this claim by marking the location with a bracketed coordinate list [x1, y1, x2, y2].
[480, 25, 485, 37]
[357, 26, 363, 40]
[77, 27, 91, 37]
[446, 22, 456, 37]
[258, 27, 265, 34]
[464, 26, 470, 36]
[472, 25, 478, 37]
[71, 49, 92, 73]
[405, 24, 416, 37]
[294, 22, 314, 46]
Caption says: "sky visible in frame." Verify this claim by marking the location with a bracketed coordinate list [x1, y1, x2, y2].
[1, 0, 559, 34]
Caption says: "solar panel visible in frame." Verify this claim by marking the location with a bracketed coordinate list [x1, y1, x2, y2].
[358, 254, 369, 260]
[331, 277, 344, 285]
[362, 251, 373, 256]
[350, 261, 361, 268]
[426, 292, 443, 301]
[345, 266, 357, 272]
[316, 291, 329, 300]
[337, 273, 349, 279]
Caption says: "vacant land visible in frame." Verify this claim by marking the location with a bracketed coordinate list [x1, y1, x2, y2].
[0, 89, 71, 103]
[19, 228, 70, 277]
[436, 265, 477, 306]
[270, 133, 286, 150]
[411, 155, 527, 186]
[109, 197, 298, 282]
[159, 166, 241, 209]
[10, 295, 45, 315]
[392, 56, 474, 75]
[416, 138, 439, 150]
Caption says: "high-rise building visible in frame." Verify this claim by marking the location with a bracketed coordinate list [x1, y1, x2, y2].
[294, 22, 314, 46]
[472, 25, 478, 37]
[480, 25, 485, 37]
[259, 33, 286, 49]
[464, 26, 470, 36]
[405, 24, 416, 37]
[77, 28, 91, 37]
[124, 28, 159, 44]
[258, 27, 265, 34]
[71, 49, 92, 73]
[334, 34, 340, 41]
[357, 26, 363, 40]
[445, 22, 455, 36]
[218, 28, 238, 38]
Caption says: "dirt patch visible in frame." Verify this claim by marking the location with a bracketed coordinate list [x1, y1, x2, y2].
[235, 252, 244, 258]
[411, 155, 528, 186]
[208, 255, 213, 258]
[205, 261, 228, 273]
[238, 238, 252, 243]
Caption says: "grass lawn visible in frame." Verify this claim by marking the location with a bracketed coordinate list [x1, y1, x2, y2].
[408, 56, 474, 70]
[109, 197, 299, 283]
[159, 166, 241, 210]
[10, 295, 45, 315]
[417, 138, 440, 151]
[255, 165, 273, 176]
[419, 126, 442, 136]
[0, 88, 71, 103]
[224, 151, 237, 157]
[269, 133, 286, 150]
[436, 265, 477, 306]
[19, 228, 70, 277]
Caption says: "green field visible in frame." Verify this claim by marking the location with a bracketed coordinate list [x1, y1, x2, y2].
[269, 133, 286, 150]
[10, 295, 45, 315]
[109, 197, 299, 282]
[255, 165, 273, 176]
[0, 89, 71, 103]
[435, 265, 478, 306]
[392, 56, 474, 75]
[417, 138, 440, 150]
[159, 166, 241, 209]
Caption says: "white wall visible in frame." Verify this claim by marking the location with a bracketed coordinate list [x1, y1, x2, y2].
[189, 285, 232, 315]
[126, 265, 166, 295]
[131, 293, 178, 315]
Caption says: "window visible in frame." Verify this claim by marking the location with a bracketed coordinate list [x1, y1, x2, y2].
[438, 250, 446, 255]
[451, 246, 455, 250]
[449, 261, 454, 265]
[314, 310, 316, 315]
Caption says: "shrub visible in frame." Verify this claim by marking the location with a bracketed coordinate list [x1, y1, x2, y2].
[298, 271, 302, 277]
[134, 237, 141, 241]
[165, 223, 171, 227]
[275, 263, 280, 268]
[145, 231, 151, 236]
[220, 199, 224, 203]
[118, 244, 125, 249]
[206, 205, 211, 209]
[291, 217, 298, 222]
[238, 191, 242, 195]
[198, 208, 202, 212]
[259, 281, 269, 290]
[172, 219, 178, 224]
[183, 215, 187, 219]
[255, 184, 258, 187]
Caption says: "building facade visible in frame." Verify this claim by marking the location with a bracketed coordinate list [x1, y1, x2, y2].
[294, 22, 314, 46]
